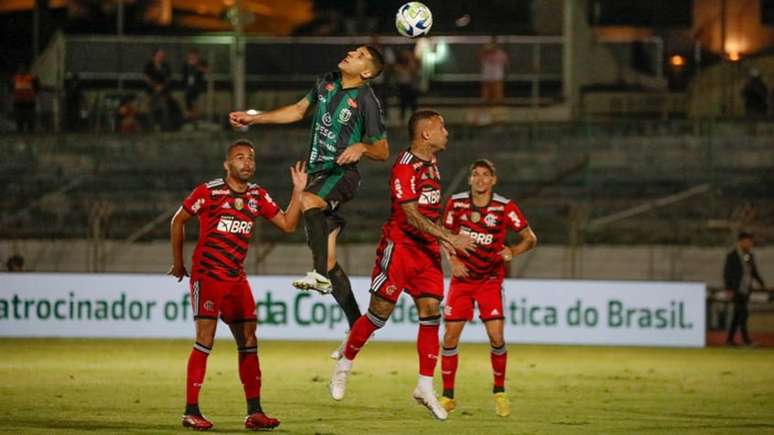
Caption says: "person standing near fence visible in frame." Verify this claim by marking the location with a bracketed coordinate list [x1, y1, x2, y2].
[724, 232, 767, 346]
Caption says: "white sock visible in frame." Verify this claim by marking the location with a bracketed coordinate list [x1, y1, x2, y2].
[417, 375, 434, 392]
[337, 357, 353, 371]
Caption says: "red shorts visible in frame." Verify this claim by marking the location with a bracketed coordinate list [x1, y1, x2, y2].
[189, 274, 257, 323]
[369, 238, 444, 303]
[444, 278, 504, 322]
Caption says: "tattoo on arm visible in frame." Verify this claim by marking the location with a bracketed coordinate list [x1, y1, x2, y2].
[402, 202, 451, 243]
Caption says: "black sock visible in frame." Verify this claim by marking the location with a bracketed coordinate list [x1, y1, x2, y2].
[185, 403, 201, 416]
[247, 397, 262, 415]
[304, 208, 329, 278]
[329, 263, 361, 327]
[493, 386, 505, 394]
[443, 389, 454, 399]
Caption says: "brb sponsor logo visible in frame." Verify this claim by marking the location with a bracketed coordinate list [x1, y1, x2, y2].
[461, 228, 493, 245]
[217, 216, 253, 235]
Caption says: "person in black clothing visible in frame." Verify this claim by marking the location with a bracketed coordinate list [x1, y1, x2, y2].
[724, 232, 766, 346]
[742, 69, 768, 118]
[182, 48, 208, 123]
[144, 48, 174, 130]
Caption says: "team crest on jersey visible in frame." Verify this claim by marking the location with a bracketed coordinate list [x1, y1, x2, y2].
[471, 211, 481, 223]
[385, 285, 397, 296]
[234, 198, 244, 211]
[484, 213, 498, 227]
[248, 198, 258, 213]
[338, 108, 352, 124]
[322, 112, 333, 127]
[204, 300, 215, 311]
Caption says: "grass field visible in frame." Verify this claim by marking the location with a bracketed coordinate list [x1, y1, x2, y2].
[1, 339, 773, 434]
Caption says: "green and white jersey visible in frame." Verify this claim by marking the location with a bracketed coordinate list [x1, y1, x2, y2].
[304, 71, 387, 174]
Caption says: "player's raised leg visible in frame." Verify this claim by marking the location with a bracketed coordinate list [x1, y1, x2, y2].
[182, 317, 216, 430]
[440, 320, 465, 412]
[329, 293, 394, 400]
[293, 192, 333, 293]
[229, 321, 280, 430]
[485, 318, 510, 417]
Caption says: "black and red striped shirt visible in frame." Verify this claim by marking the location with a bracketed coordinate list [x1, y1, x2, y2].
[382, 149, 442, 249]
[182, 178, 280, 281]
[443, 191, 528, 281]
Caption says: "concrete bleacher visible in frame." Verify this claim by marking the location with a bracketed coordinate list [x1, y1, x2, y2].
[0, 121, 772, 246]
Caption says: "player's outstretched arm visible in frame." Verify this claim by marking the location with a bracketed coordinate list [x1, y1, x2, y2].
[401, 201, 475, 255]
[336, 138, 390, 165]
[268, 161, 308, 233]
[229, 97, 311, 128]
[168, 206, 193, 282]
[500, 226, 538, 262]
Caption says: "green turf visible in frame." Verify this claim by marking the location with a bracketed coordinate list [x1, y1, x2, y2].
[0, 339, 773, 434]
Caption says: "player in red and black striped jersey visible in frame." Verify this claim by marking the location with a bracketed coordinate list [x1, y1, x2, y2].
[438, 159, 537, 417]
[168, 139, 307, 431]
[328, 111, 475, 421]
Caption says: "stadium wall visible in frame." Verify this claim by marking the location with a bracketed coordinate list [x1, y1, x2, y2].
[1, 240, 771, 288]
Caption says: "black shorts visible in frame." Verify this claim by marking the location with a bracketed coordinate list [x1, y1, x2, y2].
[305, 167, 360, 234]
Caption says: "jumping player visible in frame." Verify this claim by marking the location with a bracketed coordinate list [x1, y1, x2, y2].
[168, 139, 307, 431]
[327, 111, 475, 420]
[228, 47, 389, 349]
[439, 159, 537, 417]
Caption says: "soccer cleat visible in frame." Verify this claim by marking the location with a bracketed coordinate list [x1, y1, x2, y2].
[494, 392, 511, 417]
[329, 358, 351, 400]
[181, 414, 213, 430]
[292, 271, 333, 295]
[412, 388, 448, 421]
[244, 412, 280, 430]
[439, 396, 456, 413]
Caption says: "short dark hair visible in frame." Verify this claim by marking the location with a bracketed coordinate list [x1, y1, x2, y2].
[738, 231, 754, 241]
[408, 110, 440, 140]
[365, 45, 385, 78]
[470, 159, 496, 176]
[226, 139, 255, 158]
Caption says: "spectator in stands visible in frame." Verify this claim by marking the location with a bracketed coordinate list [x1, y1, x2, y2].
[724, 231, 767, 346]
[182, 48, 208, 124]
[479, 36, 509, 103]
[742, 69, 768, 118]
[143, 48, 174, 131]
[393, 48, 420, 123]
[6, 254, 24, 272]
[65, 72, 86, 131]
[10, 63, 39, 132]
[117, 95, 139, 133]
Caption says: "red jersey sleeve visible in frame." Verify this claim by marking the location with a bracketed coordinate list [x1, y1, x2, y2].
[505, 200, 528, 232]
[442, 198, 457, 231]
[182, 184, 209, 215]
[256, 187, 281, 220]
[392, 164, 418, 203]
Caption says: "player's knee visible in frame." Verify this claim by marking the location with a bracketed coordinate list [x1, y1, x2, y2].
[443, 330, 461, 347]
[488, 334, 505, 349]
[301, 192, 325, 210]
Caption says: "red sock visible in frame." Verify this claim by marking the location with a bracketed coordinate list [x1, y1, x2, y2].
[186, 343, 211, 406]
[491, 345, 507, 389]
[238, 346, 261, 400]
[441, 346, 458, 391]
[343, 311, 384, 360]
[417, 316, 441, 377]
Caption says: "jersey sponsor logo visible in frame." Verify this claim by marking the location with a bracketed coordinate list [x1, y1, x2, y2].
[490, 308, 500, 316]
[217, 215, 253, 235]
[484, 213, 498, 228]
[445, 212, 454, 226]
[221, 202, 231, 209]
[394, 178, 404, 198]
[453, 201, 470, 208]
[461, 228, 494, 245]
[322, 112, 333, 127]
[338, 108, 352, 124]
[315, 123, 337, 140]
[205, 179, 225, 188]
[190, 198, 205, 213]
[211, 189, 230, 196]
[508, 210, 522, 228]
[489, 205, 504, 211]
[418, 188, 440, 205]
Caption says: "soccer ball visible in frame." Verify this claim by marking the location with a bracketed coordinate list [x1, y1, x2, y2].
[395, 2, 433, 38]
